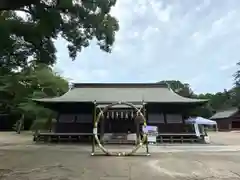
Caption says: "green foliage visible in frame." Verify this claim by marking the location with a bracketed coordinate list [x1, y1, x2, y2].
[3, 1, 239, 127]
[159, 79, 240, 118]
[158, 80, 193, 98]
[0, 0, 118, 131]
[232, 62, 240, 107]
[234, 62, 240, 87]
[0, 63, 68, 131]
[0, 0, 119, 68]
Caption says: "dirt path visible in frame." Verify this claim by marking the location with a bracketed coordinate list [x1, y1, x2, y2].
[1, 131, 240, 180]
[1, 148, 240, 180]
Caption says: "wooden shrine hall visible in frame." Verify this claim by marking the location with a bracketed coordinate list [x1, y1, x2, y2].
[33, 83, 208, 144]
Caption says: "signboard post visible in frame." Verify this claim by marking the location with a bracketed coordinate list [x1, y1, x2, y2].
[194, 123, 200, 137]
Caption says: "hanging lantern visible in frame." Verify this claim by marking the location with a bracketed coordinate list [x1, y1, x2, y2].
[111, 111, 114, 119]
[116, 112, 119, 118]
[131, 111, 134, 118]
[106, 111, 109, 119]
[120, 111, 124, 119]
[125, 111, 128, 119]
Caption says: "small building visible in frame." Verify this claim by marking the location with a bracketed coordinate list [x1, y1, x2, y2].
[210, 107, 240, 131]
[34, 83, 208, 143]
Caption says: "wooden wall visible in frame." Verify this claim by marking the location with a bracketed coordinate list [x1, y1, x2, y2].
[147, 112, 188, 133]
[231, 111, 240, 129]
[55, 108, 139, 133]
[54, 102, 193, 134]
[216, 119, 231, 131]
[215, 111, 240, 131]
[53, 103, 94, 133]
[55, 113, 93, 133]
[146, 103, 190, 133]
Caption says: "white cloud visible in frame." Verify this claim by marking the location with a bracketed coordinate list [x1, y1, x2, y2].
[147, 0, 172, 22]
[219, 63, 236, 71]
[141, 26, 160, 40]
[208, 10, 238, 38]
[196, 0, 211, 11]
[54, 0, 240, 94]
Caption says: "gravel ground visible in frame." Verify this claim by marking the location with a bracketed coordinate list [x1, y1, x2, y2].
[0, 131, 240, 180]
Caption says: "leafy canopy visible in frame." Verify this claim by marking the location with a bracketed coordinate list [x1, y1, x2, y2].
[0, 0, 119, 68]
[0, 62, 69, 130]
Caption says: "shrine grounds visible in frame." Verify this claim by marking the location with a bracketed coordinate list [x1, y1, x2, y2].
[1, 131, 240, 180]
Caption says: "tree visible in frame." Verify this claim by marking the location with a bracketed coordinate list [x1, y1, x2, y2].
[234, 62, 240, 87]
[0, 0, 119, 69]
[0, 63, 68, 132]
[0, 0, 72, 11]
[157, 80, 237, 118]
[231, 62, 240, 107]
[0, 0, 119, 132]
[0, 0, 37, 10]
[158, 80, 194, 98]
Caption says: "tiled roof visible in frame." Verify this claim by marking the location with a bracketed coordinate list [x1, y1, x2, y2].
[33, 83, 208, 104]
[210, 108, 239, 119]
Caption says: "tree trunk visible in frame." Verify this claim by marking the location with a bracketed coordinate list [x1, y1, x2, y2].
[16, 114, 24, 134]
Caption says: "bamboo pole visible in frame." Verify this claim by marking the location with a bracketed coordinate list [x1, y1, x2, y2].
[143, 102, 150, 155]
[100, 113, 105, 144]
[91, 101, 96, 155]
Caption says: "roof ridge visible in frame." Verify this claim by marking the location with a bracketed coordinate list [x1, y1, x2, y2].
[33, 83, 208, 104]
[216, 107, 238, 112]
[73, 83, 168, 88]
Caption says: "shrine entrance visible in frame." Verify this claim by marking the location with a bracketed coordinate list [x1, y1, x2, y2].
[106, 118, 136, 133]
[102, 108, 138, 134]
[91, 101, 150, 156]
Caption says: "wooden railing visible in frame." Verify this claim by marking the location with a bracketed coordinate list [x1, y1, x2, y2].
[33, 132, 205, 144]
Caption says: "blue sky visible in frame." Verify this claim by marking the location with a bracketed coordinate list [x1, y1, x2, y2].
[54, 0, 240, 94]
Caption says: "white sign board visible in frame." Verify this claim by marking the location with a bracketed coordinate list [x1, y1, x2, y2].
[142, 125, 158, 143]
[142, 126, 158, 134]
[148, 135, 157, 143]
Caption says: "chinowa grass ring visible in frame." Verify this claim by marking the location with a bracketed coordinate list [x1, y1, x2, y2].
[93, 101, 147, 156]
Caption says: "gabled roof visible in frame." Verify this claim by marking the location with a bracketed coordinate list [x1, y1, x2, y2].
[33, 83, 208, 104]
[210, 108, 239, 120]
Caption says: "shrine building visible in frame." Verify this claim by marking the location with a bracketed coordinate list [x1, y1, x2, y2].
[33, 83, 208, 143]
